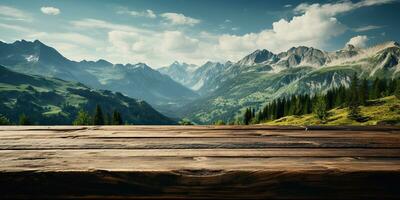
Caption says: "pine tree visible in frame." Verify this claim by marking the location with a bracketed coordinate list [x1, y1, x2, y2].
[262, 105, 269, 121]
[326, 90, 334, 109]
[388, 78, 397, 95]
[19, 114, 31, 125]
[93, 105, 105, 125]
[214, 120, 226, 125]
[395, 78, 400, 100]
[0, 114, 11, 125]
[256, 110, 263, 123]
[336, 86, 347, 107]
[243, 108, 252, 125]
[303, 95, 312, 114]
[348, 73, 359, 106]
[348, 103, 364, 122]
[269, 102, 275, 120]
[283, 98, 290, 116]
[73, 110, 92, 125]
[112, 110, 123, 125]
[347, 73, 366, 122]
[380, 79, 389, 97]
[313, 95, 328, 122]
[371, 78, 386, 99]
[359, 78, 369, 106]
[179, 118, 193, 125]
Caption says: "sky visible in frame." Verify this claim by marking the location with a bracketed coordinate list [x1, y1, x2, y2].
[0, 0, 399, 68]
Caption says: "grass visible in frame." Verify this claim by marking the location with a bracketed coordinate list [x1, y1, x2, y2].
[264, 96, 400, 126]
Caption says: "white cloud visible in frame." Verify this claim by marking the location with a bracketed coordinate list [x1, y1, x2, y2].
[284, 4, 292, 8]
[0, 23, 31, 32]
[161, 31, 199, 52]
[346, 35, 369, 48]
[117, 9, 156, 18]
[29, 32, 97, 46]
[354, 25, 382, 32]
[71, 18, 153, 34]
[215, 2, 348, 58]
[160, 12, 200, 26]
[40, 6, 60, 15]
[0, 5, 30, 21]
[105, 29, 203, 66]
[28, 0, 393, 67]
[25, 32, 101, 61]
[294, 0, 394, 16]
[214, 0, 393, 60]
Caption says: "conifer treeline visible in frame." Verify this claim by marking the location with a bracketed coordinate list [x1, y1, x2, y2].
[242, 76, 400, 125]
[73, 104, 124, 125]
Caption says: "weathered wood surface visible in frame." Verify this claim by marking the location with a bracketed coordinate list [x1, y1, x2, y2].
[0, 125, 399, 199]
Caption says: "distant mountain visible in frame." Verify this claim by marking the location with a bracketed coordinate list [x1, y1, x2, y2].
[0, 40, 198, 107]
[178, 41, 400, 124]
[77, 60, 198, 106]
[158, 61, 198, 86]
[0, 65, 175, 125]
[159, 61, 230, 95]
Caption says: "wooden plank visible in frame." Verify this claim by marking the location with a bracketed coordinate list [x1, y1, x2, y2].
[1, 148, 399, 158]
[1, 150, 400, 172]
[0, 126, 399, 199]
[1, 137, 399, 149]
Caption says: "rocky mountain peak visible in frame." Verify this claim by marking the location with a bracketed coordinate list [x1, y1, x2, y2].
[96, 59, 112, 66]
[237, 49, 277, 66]
[344, 44, 356, 51]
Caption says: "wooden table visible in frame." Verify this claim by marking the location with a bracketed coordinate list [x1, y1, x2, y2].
[0, 126, 399, 199]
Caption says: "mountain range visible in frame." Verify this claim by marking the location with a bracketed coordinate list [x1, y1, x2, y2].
[1, 39, 399, 124]
[160, 41, 400, 123]
[0, 40, 197, 108]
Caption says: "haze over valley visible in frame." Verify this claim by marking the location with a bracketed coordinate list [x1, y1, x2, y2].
[0, 0, 399, 125]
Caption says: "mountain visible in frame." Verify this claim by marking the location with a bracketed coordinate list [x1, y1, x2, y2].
[158, 61, 198, 86]
[159, 61, 230, 95]
[179, 41, 400, 124]
[0, 40, 198, 107]
[0, 65, 175, 125]
[77, 60, 198, 106]
[0, 40, 101, 87]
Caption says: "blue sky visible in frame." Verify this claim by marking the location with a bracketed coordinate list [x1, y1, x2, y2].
[0, 0, 399, 67]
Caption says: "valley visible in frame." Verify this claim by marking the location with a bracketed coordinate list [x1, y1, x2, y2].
[0, 40, 399, 125]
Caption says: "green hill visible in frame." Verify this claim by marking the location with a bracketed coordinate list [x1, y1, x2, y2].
[263, 96, 400, 126]
[0, 65, 175, 125]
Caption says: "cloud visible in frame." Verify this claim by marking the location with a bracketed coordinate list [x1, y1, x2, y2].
[354, 25, 383, 32]
[160, 12, 200, 26]
[35, 0, 393, 67]
[215, 2, 348, 58]
[71, 18, 153, 34]
[214, 0, 393, 59]
[40, 6, 60, 15]
[0, 5, 30, 21]
[284, 4, 292, 8]
[294, 0, 394, 16]
[0, 23, 31, 32]
[29, 32, 97, 46]
[117, 9, 156, 18]
[346, 35, 369, 48]
[161, 31, 199, 52]
[26, 32, 100, 61]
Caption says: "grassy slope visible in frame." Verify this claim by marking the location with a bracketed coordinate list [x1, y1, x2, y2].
[264, 96, 400, 126]
[0, 66, 175, 125]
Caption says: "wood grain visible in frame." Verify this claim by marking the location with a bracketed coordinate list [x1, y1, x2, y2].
[0, 125, 399, 199]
